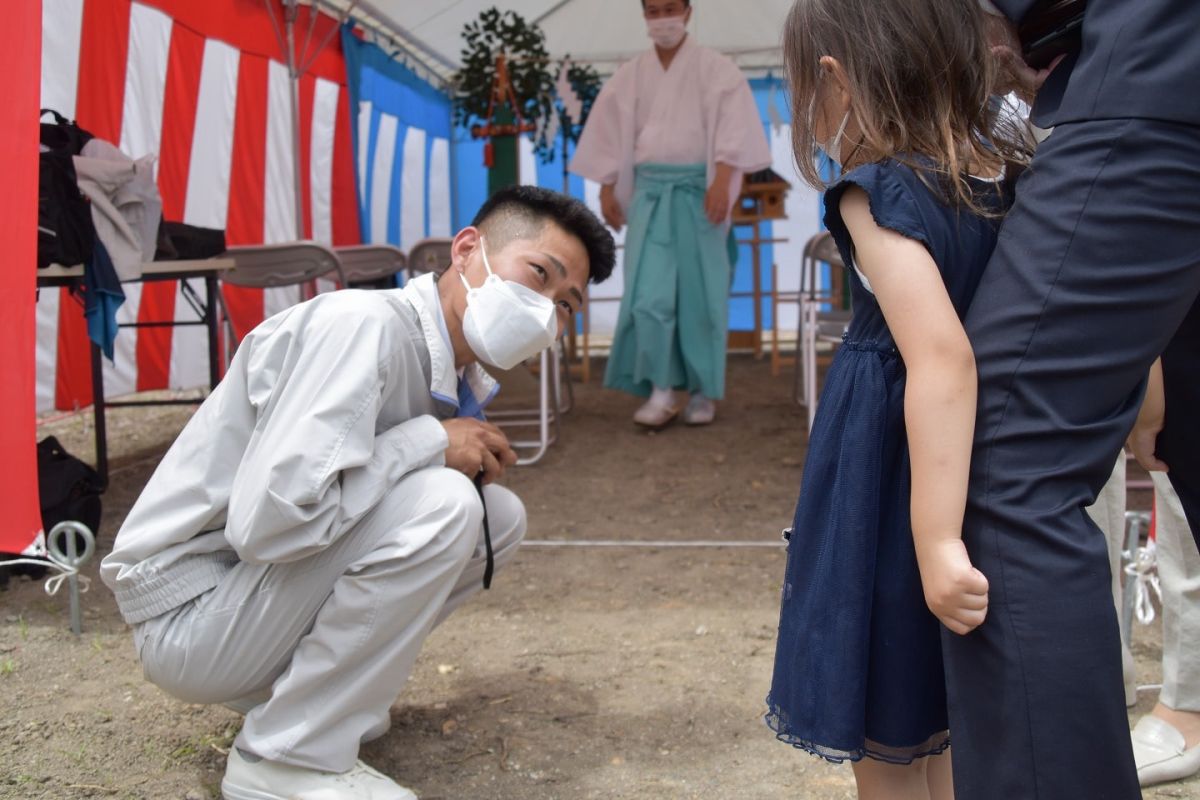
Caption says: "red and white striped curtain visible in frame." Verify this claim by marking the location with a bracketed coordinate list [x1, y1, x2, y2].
[4, 1, 43, 555]
[37, 0, 362, 412]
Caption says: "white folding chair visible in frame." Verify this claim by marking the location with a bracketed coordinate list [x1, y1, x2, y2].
[333, 244, 407, 288]
[484, 341, 573, 465]
[795, 231, 852, 431]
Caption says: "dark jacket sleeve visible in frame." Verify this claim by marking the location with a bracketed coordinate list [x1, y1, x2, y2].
[991, 0, 1039, 22]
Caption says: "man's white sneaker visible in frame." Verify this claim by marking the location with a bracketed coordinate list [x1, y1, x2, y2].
[681, 394, 715, 426]
[221, 746, 417, 800]
[1132, 715, 1200, 787]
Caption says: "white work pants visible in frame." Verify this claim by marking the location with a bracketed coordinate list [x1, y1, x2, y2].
[133, 467, 525, 771]
[1092, 459, 1200, 711]
[1151, 470, 1200, 711]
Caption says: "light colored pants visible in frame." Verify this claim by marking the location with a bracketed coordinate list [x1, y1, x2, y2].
[1151, 470, 1200, 711]
[1089, 456, 1137, 695]
[133, 467, 526, 772]
[1092, 459, 1200, 711]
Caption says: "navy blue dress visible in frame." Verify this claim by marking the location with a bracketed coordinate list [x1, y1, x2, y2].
[766, 160, 1006, 763]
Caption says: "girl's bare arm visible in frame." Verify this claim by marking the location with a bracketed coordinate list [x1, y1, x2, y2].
[840, 187, 989, 635]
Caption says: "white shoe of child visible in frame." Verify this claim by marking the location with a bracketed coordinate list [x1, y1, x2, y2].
[221, 746, 417, 800]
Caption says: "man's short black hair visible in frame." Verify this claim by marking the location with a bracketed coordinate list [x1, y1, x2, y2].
[470, 185, 616, 284]
[641, 0, 690, 7]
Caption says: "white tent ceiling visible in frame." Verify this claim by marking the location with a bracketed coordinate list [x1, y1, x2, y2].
[310, 0, 791, 85]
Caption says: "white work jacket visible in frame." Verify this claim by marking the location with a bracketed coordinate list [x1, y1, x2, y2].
[100, 274, 498, 624]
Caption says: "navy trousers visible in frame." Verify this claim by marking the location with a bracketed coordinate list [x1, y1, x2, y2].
[946, 118, 1200, 799]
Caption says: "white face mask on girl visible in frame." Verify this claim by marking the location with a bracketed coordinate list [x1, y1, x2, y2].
[646, 16, 687, 49]
[821, 111, 851, 166]
[808, 92, 852, 167]
[458, 237, 558, 370]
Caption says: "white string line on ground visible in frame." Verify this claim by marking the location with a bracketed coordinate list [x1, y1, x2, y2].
[520, 540, 785, 548]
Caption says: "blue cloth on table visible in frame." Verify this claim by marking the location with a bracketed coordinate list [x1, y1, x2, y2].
[84, 238, 125, 360]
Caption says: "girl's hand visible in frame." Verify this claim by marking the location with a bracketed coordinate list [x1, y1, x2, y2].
[917, 539, 989, 636]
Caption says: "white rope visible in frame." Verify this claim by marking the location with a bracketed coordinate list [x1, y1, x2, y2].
[1124, 543, 1161, 626]
[0, 558, 91, 596]
[521, 539, 785, 548]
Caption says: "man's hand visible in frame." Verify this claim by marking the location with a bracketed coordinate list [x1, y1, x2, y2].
[984, 15, 1063, 104]
[1128, 358, 1169, 472]
[1128, 423, 1168, 472]
[441, 418, 517, 484]
[599, 184, 626, 231]
[704, 179, 730, 226]
[917, 538, 989, 636]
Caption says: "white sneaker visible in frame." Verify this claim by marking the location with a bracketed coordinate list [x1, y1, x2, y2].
[221, 746, 418, 799]
[1131, 715, 1200, 787]
[681, 394, 715, 426]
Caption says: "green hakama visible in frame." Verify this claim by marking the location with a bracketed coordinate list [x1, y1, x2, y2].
[603, 162, 733, 400]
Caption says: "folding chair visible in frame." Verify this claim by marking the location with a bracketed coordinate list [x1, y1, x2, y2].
[333, 244, 407, 288]
[218, 241, 347, 364]
[795, 231, 852, 431]
[221, 241, 347, 291]
[484, 340, 574, 465]
[406, 237, 453, 278]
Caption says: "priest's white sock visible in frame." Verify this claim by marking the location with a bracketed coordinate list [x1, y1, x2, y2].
[650, 386, 676, 407]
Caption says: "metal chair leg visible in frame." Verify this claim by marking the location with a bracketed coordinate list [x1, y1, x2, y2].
[556, 339, 574, 415]
[512, 349, 552, 465]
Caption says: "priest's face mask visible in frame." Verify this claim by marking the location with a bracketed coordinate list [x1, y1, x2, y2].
[643, 0, 691, 47]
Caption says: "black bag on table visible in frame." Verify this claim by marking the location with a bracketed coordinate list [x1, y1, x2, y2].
[37, 109, 96, 270]
[155, 221, 227, 261]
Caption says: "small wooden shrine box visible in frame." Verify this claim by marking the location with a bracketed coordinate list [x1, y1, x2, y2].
[733, 167, 791, 224]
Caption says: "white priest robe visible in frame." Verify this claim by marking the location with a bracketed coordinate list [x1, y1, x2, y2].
[569, 35, 771, 219]
[570, 36, 770, 400]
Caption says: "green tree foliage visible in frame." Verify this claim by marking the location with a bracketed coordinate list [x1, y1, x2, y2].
[453, 8, 553, 132]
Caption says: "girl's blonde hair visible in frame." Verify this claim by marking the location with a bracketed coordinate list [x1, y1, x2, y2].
[784, 0, 1032, 209]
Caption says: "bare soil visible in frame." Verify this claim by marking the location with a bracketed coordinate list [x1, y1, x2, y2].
[0, 354, 1192, 799]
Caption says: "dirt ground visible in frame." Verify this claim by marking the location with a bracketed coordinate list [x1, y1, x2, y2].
[1, 353, 1195, 799]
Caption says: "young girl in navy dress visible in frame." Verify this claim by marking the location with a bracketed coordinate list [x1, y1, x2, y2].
[766, 1, 1031, 798]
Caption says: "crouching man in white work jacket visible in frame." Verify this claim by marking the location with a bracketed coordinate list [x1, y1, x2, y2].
[100, 186, 615, 800]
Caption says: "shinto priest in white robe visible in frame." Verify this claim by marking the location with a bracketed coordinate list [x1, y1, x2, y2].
[570, 34, 770, 399]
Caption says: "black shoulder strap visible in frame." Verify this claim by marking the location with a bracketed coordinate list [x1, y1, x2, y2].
[473, 472, 494, 590]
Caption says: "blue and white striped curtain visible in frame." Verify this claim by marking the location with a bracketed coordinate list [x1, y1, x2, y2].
[342, 26, 453, 258]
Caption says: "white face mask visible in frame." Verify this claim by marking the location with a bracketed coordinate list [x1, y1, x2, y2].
[646, 15, 687, 49]
[458, 237, 558, 370]
[809, 92, 851, 167]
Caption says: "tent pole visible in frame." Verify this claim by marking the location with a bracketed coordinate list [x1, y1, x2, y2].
[264, 0, 307, 240]
[285, 0, 305, 240]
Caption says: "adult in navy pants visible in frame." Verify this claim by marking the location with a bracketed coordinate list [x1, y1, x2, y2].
[946, 2, 1200, 798]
